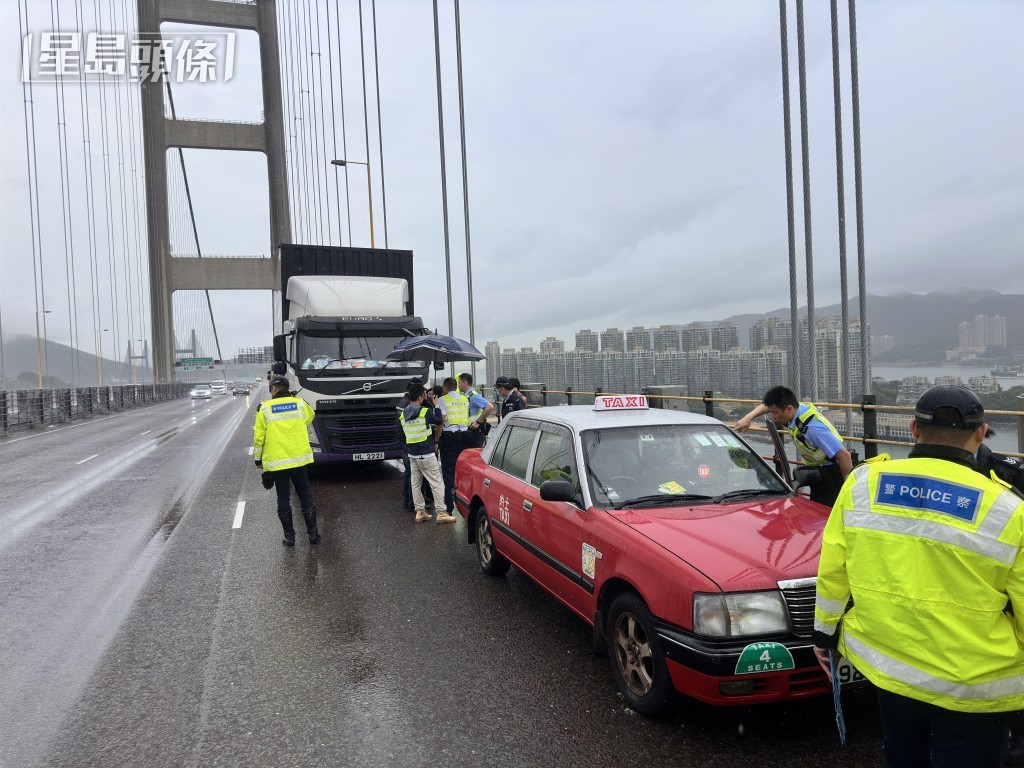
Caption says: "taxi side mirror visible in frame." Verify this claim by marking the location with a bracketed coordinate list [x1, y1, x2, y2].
[540, 480, 580, 505]
[792, 466, 821, 489]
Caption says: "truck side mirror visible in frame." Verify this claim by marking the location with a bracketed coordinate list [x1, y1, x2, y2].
[272, 334, 287, 363]
[272, 361, 287, 375]
[433, 361, 445, 371]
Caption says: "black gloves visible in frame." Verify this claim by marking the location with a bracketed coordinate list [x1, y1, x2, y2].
[261, 471, 275, 490]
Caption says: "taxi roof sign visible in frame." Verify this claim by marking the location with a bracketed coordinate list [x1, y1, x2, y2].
[593, 395, 649, 411]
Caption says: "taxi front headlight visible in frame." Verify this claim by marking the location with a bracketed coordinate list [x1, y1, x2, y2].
[693, 592, 789, 637]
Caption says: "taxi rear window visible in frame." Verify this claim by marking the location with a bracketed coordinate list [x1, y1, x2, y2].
[492, 425, 537, 481]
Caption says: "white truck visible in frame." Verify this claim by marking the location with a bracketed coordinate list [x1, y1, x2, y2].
[271, 245, 429, 464]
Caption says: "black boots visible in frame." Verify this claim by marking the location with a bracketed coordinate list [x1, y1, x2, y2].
[282, 533, 295, 547]
[302, 506, 320, 545]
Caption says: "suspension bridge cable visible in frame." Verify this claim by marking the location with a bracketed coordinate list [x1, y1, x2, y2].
[358, 0, 375, 247]
[313, 0, 333, 245]
[301, 0, 324, 244]
[280, 1, 302, 241]
[848, 0, 870, 396]
[795, 0, 817, 401]
[289, 2, 312, 243]
[778, 0, 801, 396]
[18, 0, 46, 387]
[51, 0, 79, 385]
[334, 0, 353, 245]
[830, 0, 851, 407]
[74, 0, 102, 383]
[454, 0, 476, 373]
[371, 0, 388, 248]
[431, 0, 454, 337]
[324, 0, 343, 245]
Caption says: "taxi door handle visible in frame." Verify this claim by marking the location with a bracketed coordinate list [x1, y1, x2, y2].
[523, 500, 533, 512]
[483, 478, 490, 488]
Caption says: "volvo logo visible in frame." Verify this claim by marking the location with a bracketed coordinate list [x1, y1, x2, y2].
[362, 382, 373, 392]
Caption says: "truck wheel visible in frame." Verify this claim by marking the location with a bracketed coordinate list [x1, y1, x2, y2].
[475, 506, 510, 577]
[606, 591, 672, 715]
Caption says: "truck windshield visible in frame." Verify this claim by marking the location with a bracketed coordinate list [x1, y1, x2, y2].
[297, 333, 427, 375]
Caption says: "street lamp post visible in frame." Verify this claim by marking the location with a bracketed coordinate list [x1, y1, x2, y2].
[34, 309, 51, 388]
[96, 328, 109, 386]
[331, 159, 375, 248]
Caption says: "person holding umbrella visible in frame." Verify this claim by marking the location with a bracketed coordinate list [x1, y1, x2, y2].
[400, 383, 454, 524]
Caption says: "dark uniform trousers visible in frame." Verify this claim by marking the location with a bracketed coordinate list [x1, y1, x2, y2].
[439, 431, 470, 513]
[272, 466, 317, 538]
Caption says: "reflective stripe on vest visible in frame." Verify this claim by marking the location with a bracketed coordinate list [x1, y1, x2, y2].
[441, 392, 470, 426]
[788, 403, 842, 466]
[400, 407, 431, 444]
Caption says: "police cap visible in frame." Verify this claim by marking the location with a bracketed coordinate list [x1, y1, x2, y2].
[914, 384, 985, 429]
[269, 375, 290, 388]
[494, 376, 512, 389]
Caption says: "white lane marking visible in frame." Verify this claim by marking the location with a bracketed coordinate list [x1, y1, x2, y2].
[232, 501, 246, 529]
[140, 430, 152, 436]
[75, 454, 100, 465]
[0, 414, 119, 445]
[247, 447, 254, 456]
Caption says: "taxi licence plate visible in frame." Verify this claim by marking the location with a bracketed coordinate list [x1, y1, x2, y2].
[353, 452, 384, 461]
[835, 658, 865, 686]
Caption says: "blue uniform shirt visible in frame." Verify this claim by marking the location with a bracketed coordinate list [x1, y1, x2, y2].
[466, 389, 490, 420]
[790, 404, 845, 461]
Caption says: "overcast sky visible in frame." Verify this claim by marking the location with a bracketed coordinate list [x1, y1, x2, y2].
[1, 0, 1022, 364]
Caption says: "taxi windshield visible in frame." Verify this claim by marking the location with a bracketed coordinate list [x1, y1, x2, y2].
[581, 424, 788, 509]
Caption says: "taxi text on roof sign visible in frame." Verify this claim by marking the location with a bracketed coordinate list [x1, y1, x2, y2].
[593, 395, 649, 411]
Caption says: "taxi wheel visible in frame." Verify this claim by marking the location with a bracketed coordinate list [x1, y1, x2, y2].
[475, 506, 510, 577]
[607, 592, 672, 716]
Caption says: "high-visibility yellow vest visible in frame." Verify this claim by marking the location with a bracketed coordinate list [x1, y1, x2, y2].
[788, 403, 843, 466]
[441, 391, 470, 426]
[815, 457, 1024, 713]
[253, 396, 315, 471]
[400, 406, 431, 444]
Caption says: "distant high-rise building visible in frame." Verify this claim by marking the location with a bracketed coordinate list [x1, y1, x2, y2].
[625, 350, 656, 393]
[500, 348, 518, 379]
[516, 347, 539, 382]
[679, 322, 711, 353]
[595, 351, 626, 393]
[871, 334, 895, 356]
[575, 329, 599, 353]
[600, 327, 625, 353]
[626, 326, 651, 352]
[654, 350, 687, 387]
[539, 336, 565, 354]
[485, 341, 501, 381]
[958, 315, 1007, 349]
[709, 322, 740, 352]
[654, 325, 681, 353]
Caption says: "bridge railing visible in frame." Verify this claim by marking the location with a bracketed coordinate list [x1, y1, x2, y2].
[0, 384, 193, 438]
[494, 384, 1024, 459]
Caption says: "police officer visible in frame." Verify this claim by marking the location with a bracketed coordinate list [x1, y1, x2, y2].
[733, 385, 853, 506]
[400, 383, 453, 524]
[437, 377, 471, 517]
[458, 372, 494, 448]
[254, 375, 320, 547]
[814, 385, 1024, 767]
[495, 376, 527, 419]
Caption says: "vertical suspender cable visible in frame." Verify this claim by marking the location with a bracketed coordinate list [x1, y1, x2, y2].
[358, 0, 376, 247]
[324, 0, 343, 245]
[830, 0, 851, 415]
[371, 0, 388, 247]
[302, 0, 324, 245]
[309, 0, 329, 245]
[453, 0, 476, 378]
[795, 0, 817, 401]
[18, 0, 46, 388]
[848, 0, 870, 395]
[432, 0, 454, 342]
[335, 0, 353, 245]
[313, 0, 333, 244]
[52, 0, 79, 386]
[778, 0, 801, 396]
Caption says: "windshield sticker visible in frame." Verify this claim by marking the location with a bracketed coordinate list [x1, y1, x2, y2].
[698, 465, 710, 479]
[582, 543, 601, 579]
[693, 434, 712, 446]
[640, 433, 655, 441]
[709, 433, 729, 447]
[658, 481, 687, 495]
[602, 487, 620, 501]
[735, 642, 795, 674]
[723, 434, 742, 448]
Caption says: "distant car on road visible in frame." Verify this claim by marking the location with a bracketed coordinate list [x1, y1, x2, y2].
[191, 384, 212, 400]
[454, 397, 838, 715]
[233, 382, 249, 396]
[210, 380, 227, 395]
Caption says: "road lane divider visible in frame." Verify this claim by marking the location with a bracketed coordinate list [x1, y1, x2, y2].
[232, 501, 246, 529]
[247, 447, 254, 456]
[75, 454, 100, 465]
[140, 430, 152, 436]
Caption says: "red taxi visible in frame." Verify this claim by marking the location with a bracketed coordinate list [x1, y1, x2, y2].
[454, 396, 836, 714]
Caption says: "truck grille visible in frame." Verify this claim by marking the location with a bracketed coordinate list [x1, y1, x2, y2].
[319, 411, 402, 451]
[778, 578, 816, 638]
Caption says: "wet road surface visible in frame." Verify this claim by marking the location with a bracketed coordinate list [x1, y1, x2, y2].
[0, 392, 884, 767]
